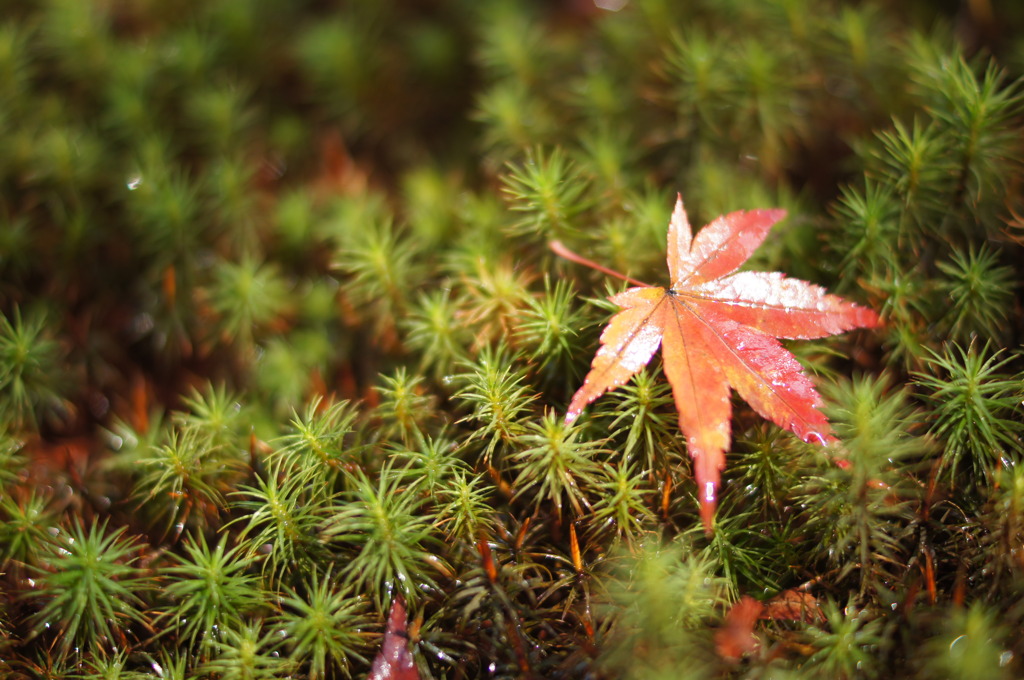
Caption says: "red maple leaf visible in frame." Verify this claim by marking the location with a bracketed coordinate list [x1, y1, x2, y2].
[554, 195, 879, 531]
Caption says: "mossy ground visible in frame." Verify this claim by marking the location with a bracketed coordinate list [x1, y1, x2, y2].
[1, 1, 1023, 678]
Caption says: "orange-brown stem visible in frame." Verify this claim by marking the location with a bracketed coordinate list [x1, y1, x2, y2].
[549, 240, 652, 288]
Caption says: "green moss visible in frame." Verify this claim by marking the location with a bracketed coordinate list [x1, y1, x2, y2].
[1, 1, 1023, 677]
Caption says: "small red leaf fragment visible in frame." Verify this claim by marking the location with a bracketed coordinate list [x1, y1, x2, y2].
[559, 194, 879, 531]
[478, 537, 499, 583]
[760, 589, 824, 623]
[369, 597, 420, 680]
[715, 596, 764, 662]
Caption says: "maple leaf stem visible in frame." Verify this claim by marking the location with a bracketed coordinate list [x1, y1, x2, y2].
[549, 240, 652, 288]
